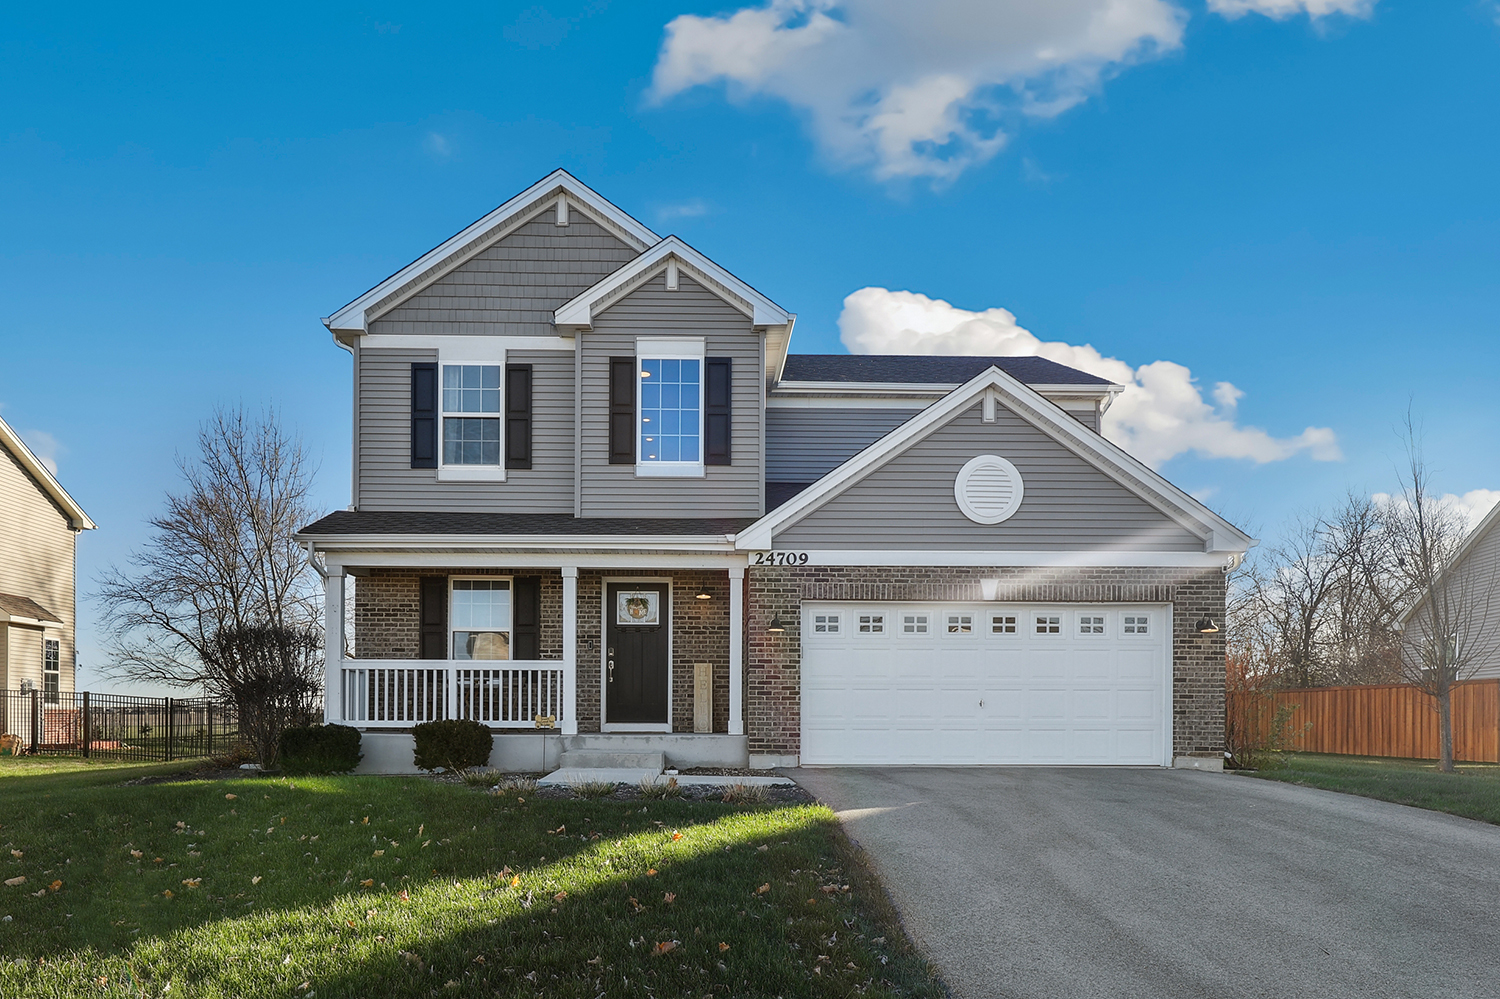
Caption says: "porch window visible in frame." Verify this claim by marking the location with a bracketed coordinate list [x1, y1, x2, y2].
[442, 364, 502, 466]
[43, 640, 59, 703]
[451, 579, 511, 660]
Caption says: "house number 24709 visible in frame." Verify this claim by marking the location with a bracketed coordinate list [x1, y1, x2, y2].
[752, 551, 810, 566]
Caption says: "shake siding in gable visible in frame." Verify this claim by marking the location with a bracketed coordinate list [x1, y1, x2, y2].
[369, 206, 638, 336]
[765, 407, 924, 483]
[776, 402, 1205, 552]
[579, 273, 763, 518]
[356, 348, 575, 513]
[0, 443, 77, 691]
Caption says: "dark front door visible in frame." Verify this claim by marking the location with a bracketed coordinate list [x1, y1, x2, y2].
[605, 583, 670, 725]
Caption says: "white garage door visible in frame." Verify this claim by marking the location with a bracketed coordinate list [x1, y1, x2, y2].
[800, 602, 1170, 766]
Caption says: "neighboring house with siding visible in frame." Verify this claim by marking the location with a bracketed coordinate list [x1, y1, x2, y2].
[0, 415, 95, 702]
[299, 170, 1254, 774]
[1396, 501, 1500, 680]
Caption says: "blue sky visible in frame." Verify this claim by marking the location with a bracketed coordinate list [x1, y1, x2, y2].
[1, 1, 1497, 690]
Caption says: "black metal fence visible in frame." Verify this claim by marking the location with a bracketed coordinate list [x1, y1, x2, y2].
[1, 690, 240, 762]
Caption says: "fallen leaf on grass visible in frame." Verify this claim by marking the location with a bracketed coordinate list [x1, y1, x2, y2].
[297, 982, 310, 992]
[8, 850, 19, 858]
[719, 942, 730, 952]
[552, 891, 567, 903]
[547, 825, 565, 835]
[251, 876, 262, 885]
[509, 877, 520, 888]
[4, 877, 25, 888]
[153, 858, 163, 864]
[820, 885, 838, 894]
[162, 890, 174, 898]
[671, 832, 683, 841]
[472, 955, 485, 964]
[627, 896, 643, 913]
[49, 880, 62, 892]
[181, 878, 201, 889]
[756, 845, 769, 852]
[397, 890, 410, 902]
[130, 850, 143, 859]
[663, 892, 676, 904]
[175, 822, 186, 830]
[372, 850, 384, 857]
[587, 957, 601, 965]
[360, 879, 374, 887]
[225, 794, 237, 800]
[651, 940, 677, 957]
[362, 817, 369, 825]
[32, 889, 45, 897]
[755, 884, 770, 895]
[646, 869, 658, 877]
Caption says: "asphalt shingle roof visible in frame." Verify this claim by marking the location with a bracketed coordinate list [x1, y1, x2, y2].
[0, 592, 62, 624]
[779, 354, 1112, 387]
[298, 510, 754, 537]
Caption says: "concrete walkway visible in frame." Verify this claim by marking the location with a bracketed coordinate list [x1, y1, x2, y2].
[789, 767, 1500, 999]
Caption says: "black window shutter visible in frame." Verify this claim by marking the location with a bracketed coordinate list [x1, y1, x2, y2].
[410, 362, 438, 469]
[705, 357, 732, 466]
[504, 363, 532, 470]
[419, 576, 448, 660]
[512, 577, 541, 661]
[608, 357, 636, 464]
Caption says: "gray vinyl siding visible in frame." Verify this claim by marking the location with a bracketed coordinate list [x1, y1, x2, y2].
[766, 407, 923, 483]
[776, 401, 1205, 551]
[369, 205, 638, 336]
[356, 348, 575, 513]
[1411, 519, 1500, 680]
[579, 273, 763, 518]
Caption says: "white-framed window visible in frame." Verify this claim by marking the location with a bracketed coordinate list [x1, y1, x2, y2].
[450, 577, 512, 660]
[1035, 615, 1061, 635]
[1123, 614, 1150, 635]
[946, 614, 973, 634]
[813, 613, 840, 634]
[902, 614, 929, 634]
[1078, 614, 1105, 635]
[439, 355, 505, 481]
[858, 614, 884, 634]
[43, 639, 60, 704]
[636, 337, 705, 478]
[991, 614, 1017, 634]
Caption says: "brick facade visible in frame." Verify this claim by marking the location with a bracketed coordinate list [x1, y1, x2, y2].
[744, 564, 1227, 760]
[353, 566, 731, 735]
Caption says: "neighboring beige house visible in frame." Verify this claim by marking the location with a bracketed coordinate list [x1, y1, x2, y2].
[0, 415, 94, 701]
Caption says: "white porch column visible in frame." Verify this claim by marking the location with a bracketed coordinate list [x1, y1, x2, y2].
[323, 566, 345, 724]
[562, 566, 579, 735]
[729, 566, 744, 736]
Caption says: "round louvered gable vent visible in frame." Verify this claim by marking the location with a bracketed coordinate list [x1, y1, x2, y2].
[954, 455, 1024, 525]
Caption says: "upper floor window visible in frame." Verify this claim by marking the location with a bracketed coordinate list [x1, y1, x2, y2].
[442, 364, 502, 467]
[640, 357, 702, 468]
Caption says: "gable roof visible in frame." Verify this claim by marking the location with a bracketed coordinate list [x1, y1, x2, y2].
[0, 416, 94, 531]
[736, 364, 1253, 555]
[324, 169, 660, 336]
[1395, 498, 1500, 626]
[553, 235, 793, 329]
[780, 354, 1113, 387]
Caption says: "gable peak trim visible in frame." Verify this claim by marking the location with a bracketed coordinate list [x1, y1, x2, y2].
[0, 416, 95, 530]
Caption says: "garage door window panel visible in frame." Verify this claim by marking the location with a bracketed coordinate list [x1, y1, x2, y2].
[990, 614, 1017, 635]
[1122, 614, 1150, 635]
[946, 614, 974, 635]
[858, 614, 885, 634]
[1035, 615, 1061, 635]
[902, 614, 929, 635]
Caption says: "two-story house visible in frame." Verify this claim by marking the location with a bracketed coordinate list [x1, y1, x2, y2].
[0, 415, 94, 704]
[299, 170, 1253, 774]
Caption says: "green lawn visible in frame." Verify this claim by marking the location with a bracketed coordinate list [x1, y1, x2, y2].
[1239, 753, 1500, 825]
[0, 755, 201, 783]
[0, 768, 943, 998]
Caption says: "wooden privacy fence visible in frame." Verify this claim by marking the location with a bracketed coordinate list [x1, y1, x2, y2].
[1229, 679, 1500, 763]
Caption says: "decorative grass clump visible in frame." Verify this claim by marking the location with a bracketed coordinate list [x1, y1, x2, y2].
[570, 779, 619, 799]
[639, 776, 683, 799]
[722, 782, 771, 805]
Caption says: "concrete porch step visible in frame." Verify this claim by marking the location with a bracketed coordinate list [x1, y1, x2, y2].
[537, 767, 660, 787]
[558, 749, 665, 771]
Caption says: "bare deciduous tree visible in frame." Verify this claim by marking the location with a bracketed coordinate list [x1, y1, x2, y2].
[1387, 422, 1499, 772]
[97, 407, 323, 765]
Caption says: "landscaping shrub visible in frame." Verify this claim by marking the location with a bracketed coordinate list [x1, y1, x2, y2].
[412, 719, 493, 772]
[639, 775, 683, 799]
[570, 779, 618, 799]
[278, 724, 362, 775]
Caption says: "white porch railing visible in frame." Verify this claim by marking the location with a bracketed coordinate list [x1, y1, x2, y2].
[338, 660, 566, 729]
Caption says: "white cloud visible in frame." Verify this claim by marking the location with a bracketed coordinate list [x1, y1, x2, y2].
[837, 286, 1343, 468]
[16, 428, 62, 476]
[424, 132, 453, 158]
[650, 0, 1184, 182]
[1206, 0, 1375, 20]
[656, 198, 711, 221]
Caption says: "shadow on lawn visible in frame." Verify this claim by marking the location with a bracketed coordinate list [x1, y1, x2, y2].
[1, 775, 941, 998]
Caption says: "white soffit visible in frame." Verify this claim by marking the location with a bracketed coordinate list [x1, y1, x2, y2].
[735, 365, 1255, 554]
[554, 236, 792, 329]
[324, 169, 660, 334]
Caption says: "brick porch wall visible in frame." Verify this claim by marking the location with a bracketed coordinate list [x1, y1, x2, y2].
[352, 567, 731, 735]
[745, 564, 1228, 760]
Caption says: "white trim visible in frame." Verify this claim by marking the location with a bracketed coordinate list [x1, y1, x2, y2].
[0, 415, 95, 530]
[746, 550, 1241, 568]
[361, 335, 575, 352]
[953, 454, 1024, 525]
[437, 352, 507, 481]
[772, 380, 1118, 400]
[326, 169, 658, 333]
[554, 236, 791, 329]
[601, 576, 673, 732]
[736, 365, 1255, 554]
[437, 467, 507, 482]
[321, 551, 747, 571]
[1395, 497, 1500, 625]
[561, 567, 579, 735]
[728, 566, 744, 736]
[555, 195, 569, 227]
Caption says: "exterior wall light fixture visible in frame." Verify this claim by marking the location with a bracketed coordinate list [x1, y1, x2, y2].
[766, 614, 786, 633]
[1195, 617, 1220, 634]
[695, 586, 712, 600]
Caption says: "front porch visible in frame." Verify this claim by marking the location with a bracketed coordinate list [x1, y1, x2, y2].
[319, 559, 749, 772]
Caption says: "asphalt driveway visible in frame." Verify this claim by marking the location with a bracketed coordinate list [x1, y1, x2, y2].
[789, 767, 1500, 999]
